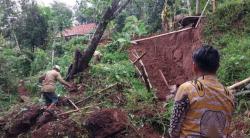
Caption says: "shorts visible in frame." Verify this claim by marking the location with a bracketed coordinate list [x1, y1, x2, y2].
[42, 92, 58, 105]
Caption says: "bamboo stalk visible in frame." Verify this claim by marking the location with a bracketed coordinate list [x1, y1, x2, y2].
[159, 69, 170, 88]
[212, 0, 216, 13]
[58, 99, 80, 116]
[133, 50, 152, 88]
[58, 109, 79, 116]
[132, 52, 147, 64]
[196, 0, 211, 28]
[68, 99, 79, 110]
[228, 77, 250, 90]
[131, 27, 192, 43]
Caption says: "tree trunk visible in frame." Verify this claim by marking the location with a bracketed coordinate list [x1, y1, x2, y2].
[186, 0, 192, 16]
[212, 0, 216, 13]
[196, 0, 200, 15]
[66, 0, 131, 80]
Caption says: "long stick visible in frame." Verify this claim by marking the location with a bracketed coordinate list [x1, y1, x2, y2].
[159, 69, 170, 88]
[132, 52, 147, 64]
[131, 27, 192, 43]
[58, 99, 80, 116]
[195, 0, 211, 28]
[228, 77, 250, 90]
[68, 99, 79, 110]
[133, 50, 152, 88]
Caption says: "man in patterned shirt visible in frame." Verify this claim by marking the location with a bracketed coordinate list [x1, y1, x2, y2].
[169, 45, 235, 138]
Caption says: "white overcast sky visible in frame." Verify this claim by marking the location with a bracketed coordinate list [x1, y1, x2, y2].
[36, 0, 77, 8]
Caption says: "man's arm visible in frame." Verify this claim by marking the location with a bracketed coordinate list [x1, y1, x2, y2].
[39, 74, 46, 83]
[169, 84, 190, 138]
[57, 73, 71, 87]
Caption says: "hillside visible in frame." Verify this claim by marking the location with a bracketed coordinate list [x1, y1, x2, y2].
[0, 0, 250, 138]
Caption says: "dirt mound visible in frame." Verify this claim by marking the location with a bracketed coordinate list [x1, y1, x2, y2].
[85, 108, 128, 138]
[32, 119, 83, 138]
[129, 27, 202, 100]
[4, 105, 42, 137]
[1, 104, 83, 138]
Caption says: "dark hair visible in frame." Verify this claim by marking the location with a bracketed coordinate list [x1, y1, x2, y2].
[192, 44, 220, 73]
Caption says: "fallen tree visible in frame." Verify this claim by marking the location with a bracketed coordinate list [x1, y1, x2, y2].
[66, 0, 131, 81]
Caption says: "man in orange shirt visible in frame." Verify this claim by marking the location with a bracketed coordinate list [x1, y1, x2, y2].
[169, 45, 235, 138]
[40, 65, 71, 109]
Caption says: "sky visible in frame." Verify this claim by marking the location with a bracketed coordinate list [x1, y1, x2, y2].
[36, 0, 77, 9]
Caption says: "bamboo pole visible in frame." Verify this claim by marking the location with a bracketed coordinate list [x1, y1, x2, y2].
[132, 52, 147, 64]
[159, 69, 170, 88]
[212, 0, 216, 13]
[133, 50, 152, 88]
[131, 27, 192, 43]
[58, 99, 79, 116]
[228, 77, 250, 90]
[196, 0, 211, 28]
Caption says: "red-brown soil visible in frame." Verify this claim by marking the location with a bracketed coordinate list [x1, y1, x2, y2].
[129, 27, 202, 100]
[1, 104, 82, 138]
[32, 119, 83, 138]
[4, 105, 42, 137]
[138, 124, 165, 138]
[85, 108, 128, 138]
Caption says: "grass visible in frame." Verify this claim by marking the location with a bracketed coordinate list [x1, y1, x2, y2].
[204, 0, 250, 85]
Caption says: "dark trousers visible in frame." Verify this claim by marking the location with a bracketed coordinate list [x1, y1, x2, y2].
[42, 92, 58, 105]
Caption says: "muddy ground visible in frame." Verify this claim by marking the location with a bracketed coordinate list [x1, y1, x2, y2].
[129, 27, 202, 100]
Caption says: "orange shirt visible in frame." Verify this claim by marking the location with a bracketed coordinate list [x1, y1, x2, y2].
[173, 75, 234, 137]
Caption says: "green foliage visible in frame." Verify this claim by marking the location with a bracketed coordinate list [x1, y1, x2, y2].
[49, 2, 73, 33]
[107, 16, 148, 52]
[0, 35, 32, 92]
[204, 0, 250, 43]
[218, 35, 250, 85]
[91, 55, 135, 83]
[15, 0, 49, 50]
[76, 0, 112, 22]
[204, 1, 250, 85]
[30, 49, 50, 76]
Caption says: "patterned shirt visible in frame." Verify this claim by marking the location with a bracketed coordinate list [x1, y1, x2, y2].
[169, 75, 234, 138]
